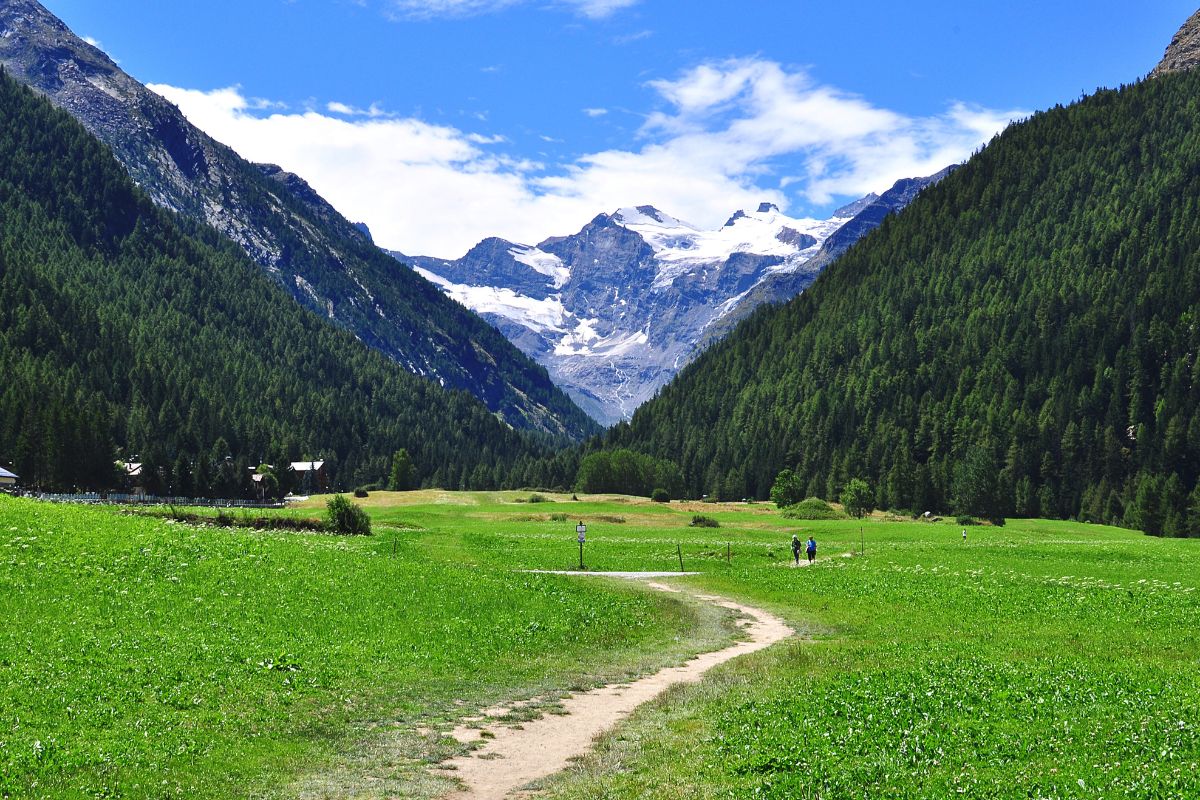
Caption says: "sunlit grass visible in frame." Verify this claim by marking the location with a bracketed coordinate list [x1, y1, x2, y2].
[6, 492, 1199, 798]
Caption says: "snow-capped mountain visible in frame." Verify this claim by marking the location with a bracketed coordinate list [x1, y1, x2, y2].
[394, 171, 950, 427]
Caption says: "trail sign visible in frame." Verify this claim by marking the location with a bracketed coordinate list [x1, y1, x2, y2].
[576, 522, 587, 570]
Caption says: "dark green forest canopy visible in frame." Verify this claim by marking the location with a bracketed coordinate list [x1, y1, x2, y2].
[0, 69, 559, 492]
[610, 69, 1200, 535]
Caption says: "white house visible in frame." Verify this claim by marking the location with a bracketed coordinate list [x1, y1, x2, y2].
[0, 467, 18, 487]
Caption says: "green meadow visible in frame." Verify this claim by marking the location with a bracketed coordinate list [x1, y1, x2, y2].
[4, 491, 1200, 798]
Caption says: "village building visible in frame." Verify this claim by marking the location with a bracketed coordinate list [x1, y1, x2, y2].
[0, 467, 18, 487]
[122, 462, 145, 496]
[291, 461, 328, 494]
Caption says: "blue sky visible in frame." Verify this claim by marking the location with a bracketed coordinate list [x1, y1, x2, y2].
[47, 0, 1197, 257]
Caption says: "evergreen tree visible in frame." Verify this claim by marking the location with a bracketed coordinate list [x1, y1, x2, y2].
[0, 70, 564, 493]
[606, 69, 1200, 537]
[388, 449, 416, 491]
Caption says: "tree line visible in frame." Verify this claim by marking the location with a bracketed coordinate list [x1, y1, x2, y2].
[603, 69, 1200, 537]
[0, 69, 559, 493]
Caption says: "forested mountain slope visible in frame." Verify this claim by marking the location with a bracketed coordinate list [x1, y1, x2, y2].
[610, 68, 1200, 534]
[0, 0, 596, 440]
[0, 69, 549, 491]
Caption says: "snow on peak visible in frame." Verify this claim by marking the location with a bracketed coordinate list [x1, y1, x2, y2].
[415, 267, 568, 334]
[613, 205, 694, 231]
[509, 245, 570, 288]
[609, 201, 856, 289]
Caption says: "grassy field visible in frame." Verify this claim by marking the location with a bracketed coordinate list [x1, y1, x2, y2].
[0, 495, 734, 799]
[5, 490, 1200, 798]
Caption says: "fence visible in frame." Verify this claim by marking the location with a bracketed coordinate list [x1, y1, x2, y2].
[10, 490, 284, 509]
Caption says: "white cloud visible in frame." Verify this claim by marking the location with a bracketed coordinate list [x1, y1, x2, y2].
[148, 59, 1024, 259]
[384, 0, 637, 20]
[326, 100, 392, 118]
[582, 107, 608, 117]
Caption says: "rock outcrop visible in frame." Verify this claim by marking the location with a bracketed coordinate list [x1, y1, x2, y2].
[1152, 9, 1200, 76]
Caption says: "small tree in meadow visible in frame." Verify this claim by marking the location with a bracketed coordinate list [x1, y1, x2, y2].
[770, 468, 805, 509]
[840, 478, 874, 518]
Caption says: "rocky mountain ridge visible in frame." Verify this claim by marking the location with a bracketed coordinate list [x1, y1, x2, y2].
[0, 0, 597, 440]
[1152, 8, 1200, 76]
[396, 171, 949, 425]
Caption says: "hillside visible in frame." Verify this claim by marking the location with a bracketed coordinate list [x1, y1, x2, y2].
[610, 68, 1200, 535]
[0, 0, 597, 440]
[0, 68, 552, 491]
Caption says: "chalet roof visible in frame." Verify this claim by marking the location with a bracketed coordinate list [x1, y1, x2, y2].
[0, 467, 17, 479]
[290, 461, 325, 472]
[124, 462, 143, 477]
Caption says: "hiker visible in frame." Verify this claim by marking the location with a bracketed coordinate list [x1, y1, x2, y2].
[962, 528, 967, 541]
[791, 534, 802, 565]
[806, 535, 817, 563]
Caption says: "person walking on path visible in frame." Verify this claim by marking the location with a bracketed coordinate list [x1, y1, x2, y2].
[806, 535, 817, 563]
[791, 534, 802, 566]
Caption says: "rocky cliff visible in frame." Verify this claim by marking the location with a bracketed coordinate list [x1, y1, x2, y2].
[1152, 8, 1200, 76]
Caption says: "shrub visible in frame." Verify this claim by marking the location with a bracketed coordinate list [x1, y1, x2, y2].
[528, 493, 549, 503]
[651, 488, 671, 503]
[326, 494, 372, 536]
[690, 514, 720, 528]
[782, 497, 848, 521]
[549, 513, 569, 522]
[353, 488, 369, 498]
[957, 515, 980, 526]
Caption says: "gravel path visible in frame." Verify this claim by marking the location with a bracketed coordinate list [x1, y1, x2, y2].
[440, 578, 793, 799]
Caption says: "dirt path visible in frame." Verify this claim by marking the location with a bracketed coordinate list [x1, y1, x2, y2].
[439, 573, 793, 800]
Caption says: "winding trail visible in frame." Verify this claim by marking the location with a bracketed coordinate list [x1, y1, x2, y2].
[440, 573, 794, 800]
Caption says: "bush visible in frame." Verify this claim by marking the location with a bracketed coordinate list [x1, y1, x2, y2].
[353, 488, 369, 498]
[326, 494, 372, 536]
[782, 497, 849, 520]
[528, 493, 549, 503]
[549, 512, 569, 522]
[651, 488, 670, 503]
[690, 514, 720, 528]
[956, 515, 980, 526]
